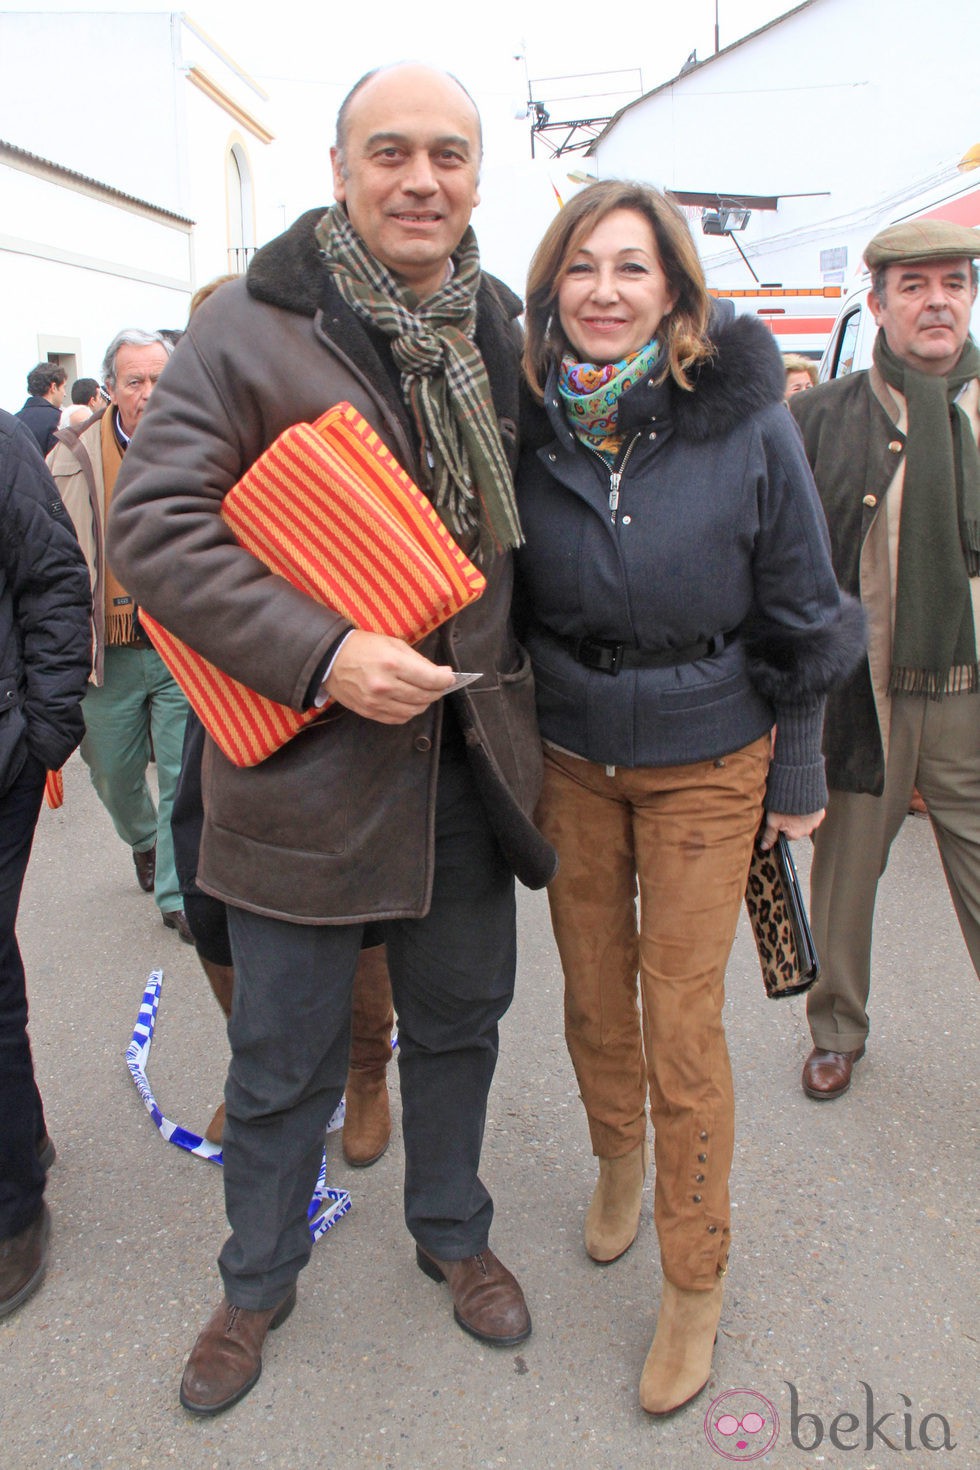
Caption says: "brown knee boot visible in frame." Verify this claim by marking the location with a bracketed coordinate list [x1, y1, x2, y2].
[639, 1277, 724, 1416]
[584, 1139, 649, 1263]
[342, 944, 394, 1167]
[199, 956, 234, 1145]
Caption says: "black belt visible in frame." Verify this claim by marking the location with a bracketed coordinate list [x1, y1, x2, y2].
[549, 629, 733, 675]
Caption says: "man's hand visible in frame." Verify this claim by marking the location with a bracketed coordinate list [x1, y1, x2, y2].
[757, 808, 826, 851]
[325, 630, 455, 724]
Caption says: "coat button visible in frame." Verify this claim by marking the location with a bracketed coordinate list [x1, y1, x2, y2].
[697, 1152, 707, 1163]
[648, 431, 657, 440]
[548, 452, 557, 462]
[699, 1131, 708, 1141]
[695, 1174, 705, 1183]
[863, 494, 877, 508]
[693, 1194, 702, 1203]
[888, 440, 903, 453]
[707, 1225, 718, 1234]
[414, 735, 432, 752]
[621, 515, 631, 525]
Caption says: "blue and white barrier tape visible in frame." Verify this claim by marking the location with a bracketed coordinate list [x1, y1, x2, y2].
[126, 969, 351, 1241]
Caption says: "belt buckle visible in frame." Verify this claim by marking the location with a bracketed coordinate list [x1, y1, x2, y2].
[579, 637, 623, 675]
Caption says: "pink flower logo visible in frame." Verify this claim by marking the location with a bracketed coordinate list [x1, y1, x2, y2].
[704, 1389, 780, 1460]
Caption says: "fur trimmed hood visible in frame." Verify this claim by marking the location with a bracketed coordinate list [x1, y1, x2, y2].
[247, 206, 523, 322]
[670, 314, 787, 441]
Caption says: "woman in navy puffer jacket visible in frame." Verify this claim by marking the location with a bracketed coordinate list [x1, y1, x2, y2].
[516, 181, 864, 1417]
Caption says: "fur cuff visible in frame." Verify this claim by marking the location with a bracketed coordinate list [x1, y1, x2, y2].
[745, 593, 866, 705]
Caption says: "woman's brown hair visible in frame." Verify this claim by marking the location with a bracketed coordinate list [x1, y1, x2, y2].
[523, 180, 713, 399]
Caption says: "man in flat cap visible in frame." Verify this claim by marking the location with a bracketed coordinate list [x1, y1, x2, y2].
[791, 219, 980, 1099]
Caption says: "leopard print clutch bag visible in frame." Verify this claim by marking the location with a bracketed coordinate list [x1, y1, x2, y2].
[744, 833, 819, 998]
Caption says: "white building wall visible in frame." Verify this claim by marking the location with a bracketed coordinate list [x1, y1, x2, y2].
[0, 10, 272, 410]
[0, 12, 184, 213]
[0, 156, 192, 411]
[592, 0, 978, 289]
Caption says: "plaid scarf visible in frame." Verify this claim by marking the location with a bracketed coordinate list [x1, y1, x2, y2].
[315, 206, 522, 560]
[874, 330, 980, 697]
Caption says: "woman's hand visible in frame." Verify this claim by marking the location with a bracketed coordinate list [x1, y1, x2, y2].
[758, 808, 825, 851]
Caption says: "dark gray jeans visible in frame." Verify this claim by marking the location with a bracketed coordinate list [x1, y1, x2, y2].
[218, 750, 517, 1308]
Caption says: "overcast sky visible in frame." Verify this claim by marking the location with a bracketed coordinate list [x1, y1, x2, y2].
[21, 0, 800, 288]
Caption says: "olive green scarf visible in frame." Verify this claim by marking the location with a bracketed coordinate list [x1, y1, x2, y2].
[873, 330, 980, 696]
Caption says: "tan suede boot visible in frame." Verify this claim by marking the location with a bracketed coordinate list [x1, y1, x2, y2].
[584, 1139, 649, 1263]
[342, 945, 394, 1167]
[639, 1278, 724, 1416]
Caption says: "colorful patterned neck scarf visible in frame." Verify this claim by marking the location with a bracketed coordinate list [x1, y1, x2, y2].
[558, 339, 662, 464]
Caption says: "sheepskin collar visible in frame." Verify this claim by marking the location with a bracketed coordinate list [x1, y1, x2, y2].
[247, 206, 523, 323]
[546, 314, 787, 448]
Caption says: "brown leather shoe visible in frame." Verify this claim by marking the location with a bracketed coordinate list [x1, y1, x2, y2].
[0, 1204, 51, 1320]
[179, 1286, 296, 1415]
[416, 1244, 531, 1346]
[802, 1045, 866, 1100]
[133, 845, 156, 893]
[163, 909, 195, 945]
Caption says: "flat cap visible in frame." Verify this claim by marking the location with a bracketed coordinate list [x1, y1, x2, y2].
[864, 218, 980, 270]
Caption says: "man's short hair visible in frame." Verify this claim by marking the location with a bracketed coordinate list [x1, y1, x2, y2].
[71, 376, 101, 406]
[26, 362, 67, 397]
[333, 63, 483, 170]
[101, 329, 173, 388]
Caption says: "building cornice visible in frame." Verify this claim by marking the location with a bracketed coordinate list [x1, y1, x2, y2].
[186, 66, 274, 144]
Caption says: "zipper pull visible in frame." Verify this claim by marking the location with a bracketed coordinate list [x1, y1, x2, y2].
[609, 470, 621, 521]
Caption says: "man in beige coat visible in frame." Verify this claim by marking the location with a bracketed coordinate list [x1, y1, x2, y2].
[47, 329, 191, 940]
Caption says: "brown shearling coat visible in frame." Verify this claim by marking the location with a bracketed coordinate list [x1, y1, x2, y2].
[108, 210, 554, 923]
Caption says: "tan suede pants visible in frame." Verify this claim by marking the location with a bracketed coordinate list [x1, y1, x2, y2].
[536, 737, 769, 1290]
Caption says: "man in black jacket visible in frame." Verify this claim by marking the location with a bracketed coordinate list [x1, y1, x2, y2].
[14, 363, 67, 457]
[0, 411, 91, 1318]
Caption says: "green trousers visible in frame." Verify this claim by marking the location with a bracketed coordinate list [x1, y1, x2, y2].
[80, 646, 188, 914]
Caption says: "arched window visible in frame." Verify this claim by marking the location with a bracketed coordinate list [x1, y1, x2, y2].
[227, 143, 255, 274]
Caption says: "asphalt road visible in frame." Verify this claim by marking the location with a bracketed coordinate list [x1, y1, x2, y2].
[2, 752, 977, 1469]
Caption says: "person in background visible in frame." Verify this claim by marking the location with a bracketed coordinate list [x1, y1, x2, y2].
[782, 352, 818, 398]
[15, 364, 67, 456]
[0, 411, 91, 1318]
[67, 378, 103, 429]
[791, 219, 980, 1100]
[517, 180, 863, 1416]
[46, 330, 191, 942]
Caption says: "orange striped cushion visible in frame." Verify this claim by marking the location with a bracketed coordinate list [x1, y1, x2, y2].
[140, 402, 485, 767]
